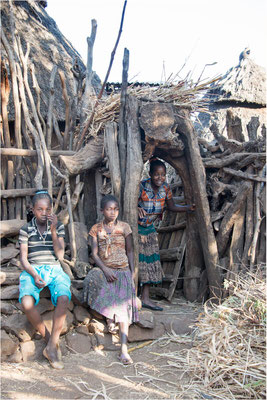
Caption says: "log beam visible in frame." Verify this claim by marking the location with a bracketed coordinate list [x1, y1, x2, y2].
[0, 148, 75, 157]
[0, 187, 59, 199]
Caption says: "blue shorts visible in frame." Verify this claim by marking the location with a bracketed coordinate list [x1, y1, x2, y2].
[19, 264, 71, 306]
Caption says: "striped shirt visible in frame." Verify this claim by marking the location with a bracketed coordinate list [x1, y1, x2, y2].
[19, 217, 65, 266]
[138, 178, 173, 227]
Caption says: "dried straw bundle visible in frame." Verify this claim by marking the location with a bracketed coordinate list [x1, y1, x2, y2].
[155, 272, 266, 399]
[82, 76, 219, 140]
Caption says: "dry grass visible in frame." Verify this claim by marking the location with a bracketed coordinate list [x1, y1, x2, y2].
[81, 76, 219, 140]
[149, 271, 266, 399]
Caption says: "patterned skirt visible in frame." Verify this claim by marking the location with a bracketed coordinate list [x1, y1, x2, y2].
[83, 267, 139, 324]
[138, 224, 163, 285]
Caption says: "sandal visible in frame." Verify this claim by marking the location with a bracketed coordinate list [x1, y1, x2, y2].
[118, 354, 133, 365]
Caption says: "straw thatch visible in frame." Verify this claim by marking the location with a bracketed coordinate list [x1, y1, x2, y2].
[195, 54, 266, 142]
[1, 0, 101, 121]
[81, 77, 219, 141]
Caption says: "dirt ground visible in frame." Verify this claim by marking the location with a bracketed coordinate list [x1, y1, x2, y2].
[1, 299, 201, 400]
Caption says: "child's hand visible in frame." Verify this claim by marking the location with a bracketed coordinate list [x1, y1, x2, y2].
[47, 214, 58, 230]
[138, 207, 147, 219]
[34, 275, 46, 288]
[103, 267, 117, 283]
[187, 204, 196, 212]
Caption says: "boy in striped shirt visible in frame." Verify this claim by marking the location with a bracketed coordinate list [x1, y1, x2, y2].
[19, 190, 71, 369]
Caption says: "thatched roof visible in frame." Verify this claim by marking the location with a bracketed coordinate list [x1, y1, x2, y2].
[1, 0, 101, 121]
[208, 56, 266, 106]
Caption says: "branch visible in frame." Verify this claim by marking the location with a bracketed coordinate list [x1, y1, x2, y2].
[223, 167, 266, 183]
[76, 0, 128, 150]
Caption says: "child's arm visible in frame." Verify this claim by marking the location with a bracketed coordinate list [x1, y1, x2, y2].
[20, 243, 46, 288]
[47, 214, 65, 261]
[166, 197, 195, 213]
[91, 236, 117, 282]
[125, 233, 134, 275]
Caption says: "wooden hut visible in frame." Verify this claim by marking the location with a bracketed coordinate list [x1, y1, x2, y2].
[195, 52, 266, 142]
[1, 1, 266, 312]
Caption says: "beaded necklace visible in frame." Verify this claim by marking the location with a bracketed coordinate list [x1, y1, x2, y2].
[34, 218, 49, 243]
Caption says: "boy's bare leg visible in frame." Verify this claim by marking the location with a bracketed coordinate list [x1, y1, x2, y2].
[43, 295, 69, 367]
[21, 295, 50, 343]
[119, 321, 133, 364]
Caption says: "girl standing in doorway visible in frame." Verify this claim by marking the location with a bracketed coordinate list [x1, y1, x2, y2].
[138, 158, 195, 311]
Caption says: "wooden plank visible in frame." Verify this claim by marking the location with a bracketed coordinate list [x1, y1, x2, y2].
[167, 230, 186, 301]
[159, 246, 184, 262]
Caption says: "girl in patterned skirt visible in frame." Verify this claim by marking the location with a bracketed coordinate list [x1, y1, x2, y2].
[138, 158, 195, 311]
[83, 195, 138, 365]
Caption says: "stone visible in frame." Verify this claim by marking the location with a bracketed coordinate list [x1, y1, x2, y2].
[7, 347, 23, 363]
[88, 318, 107, 334]
[39, 286, 51, 298]
[2, 314, 35, 342]
[76, 325, 89, 336]
[136, 310, 155, 329]
[36, 298, 55, 314]
[68, 300, 74, 311]
[73, 305, 91, 325]
[0, 285, 19, 300]
[0, 330, 19, 360]
[89, 308, 104, 320]
[42, 309, 74, 335]
[0, 301, 15, 315]
[59, 337, 69, 357]
[94, 332, 120, 351]
[157, 314, 197, 335]
[0, 246, 20, 264]
[136, 297, 142, 311]
[70, 287, 84, 306]
[65, 331, 92, 353]
[20, 340, 35, 361]
[128, 322, 165, 342]
[20, 339, 46, 362]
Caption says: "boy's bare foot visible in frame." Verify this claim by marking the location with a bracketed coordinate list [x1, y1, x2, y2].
[43, 345, 64, 370]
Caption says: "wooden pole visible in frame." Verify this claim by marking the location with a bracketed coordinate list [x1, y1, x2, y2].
[76, 0, 128, 150]
[46, 65, 57, 149]
[175, 109, 222, 298]
[123, 96, 143, 286]
[59, 71, 70, 150]
[104, 122, 121, 201]
[80, 19, 97, 128]
[118, 48, 129, 211]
